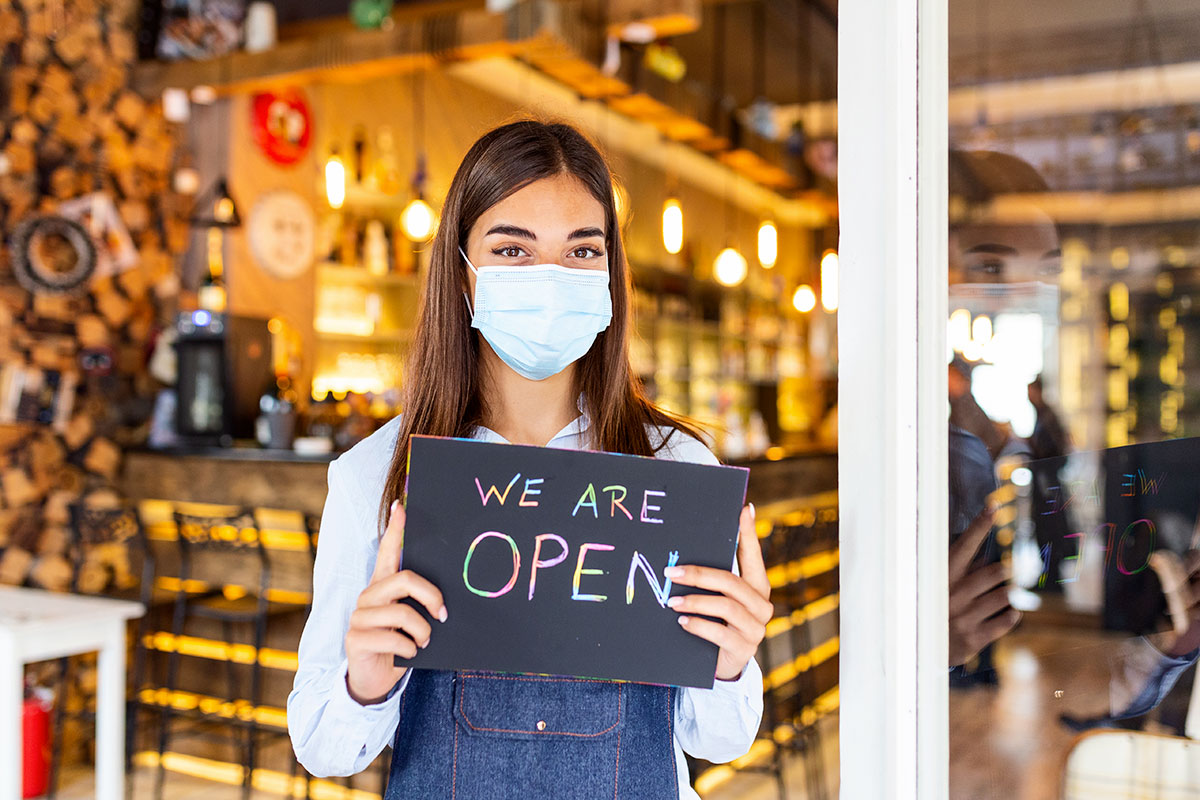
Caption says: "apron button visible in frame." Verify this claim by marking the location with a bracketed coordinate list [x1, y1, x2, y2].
[536, 720, 547, 731]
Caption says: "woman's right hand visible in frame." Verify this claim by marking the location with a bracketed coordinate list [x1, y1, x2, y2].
[345, 499, 447, 705]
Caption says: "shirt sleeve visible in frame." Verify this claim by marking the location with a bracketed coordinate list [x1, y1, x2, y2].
[655, 425, 765, 762]
[675, 657, 765, 762]
[287, 456, 411, 777]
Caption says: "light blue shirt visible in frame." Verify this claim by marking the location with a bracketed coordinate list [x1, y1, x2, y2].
[287, 410, 764, 798]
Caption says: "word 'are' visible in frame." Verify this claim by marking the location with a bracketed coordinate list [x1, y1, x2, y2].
[474, 473, 667, 524]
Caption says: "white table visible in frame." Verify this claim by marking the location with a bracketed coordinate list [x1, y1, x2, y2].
[0, 587, 144, 800]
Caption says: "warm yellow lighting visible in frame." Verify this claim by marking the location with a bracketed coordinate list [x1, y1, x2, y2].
[1108, 323, 1129, 365]
[820, 250, 838, 312]
[662, 198, 683, 255]
[971, 314, 992, 345]
[962, 339, 984, 362]
[324, 153, 345, 209]
[758, 220, 778, 269]
[1111, 247, 1130, 270]
[792, 285, 817, 313]
[612, 180, 631, 228]
[948, 308, 971, 352]
[714, 247, 748, 286]
[1109, 282, 1129, 321]
[401, 197, 436, 242]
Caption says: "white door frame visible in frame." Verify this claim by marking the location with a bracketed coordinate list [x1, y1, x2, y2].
[838, 0, 949, 797]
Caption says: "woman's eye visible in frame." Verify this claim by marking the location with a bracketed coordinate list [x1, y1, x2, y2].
[572, 247, 604, 259]
[494, 246, 525, 258]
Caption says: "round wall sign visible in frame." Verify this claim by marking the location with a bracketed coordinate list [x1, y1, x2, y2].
[247, 190, 315, 280]
[250, 88, 313, 166]
[9, 215, 98, 295]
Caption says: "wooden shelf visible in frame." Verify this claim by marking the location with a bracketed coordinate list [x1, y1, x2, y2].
[130, 5, 514, 97]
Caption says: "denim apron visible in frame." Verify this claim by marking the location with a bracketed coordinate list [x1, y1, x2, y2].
[385, 669, 680, 799]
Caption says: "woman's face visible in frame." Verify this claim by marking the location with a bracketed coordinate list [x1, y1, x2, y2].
[462, 172, 609, 298]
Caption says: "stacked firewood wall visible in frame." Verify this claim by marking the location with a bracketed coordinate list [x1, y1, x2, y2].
[0, 0, 190, 590]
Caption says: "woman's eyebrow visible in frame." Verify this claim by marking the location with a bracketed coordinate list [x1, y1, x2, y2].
[486, 224, 537, 240]
[567, 227, 605, 240]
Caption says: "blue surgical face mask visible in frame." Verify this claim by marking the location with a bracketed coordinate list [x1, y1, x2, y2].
[461, 247, 613, 381]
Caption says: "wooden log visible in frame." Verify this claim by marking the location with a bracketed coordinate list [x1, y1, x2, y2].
[54, 113, 93, 149]
[42, 64, 75, 99]
[30, 434, 66, 480]
[30, 553, 72, 591]
[113, 91, 146, 131]
[82, 437, 121, 479]
[22, 38, 50, 67]
[75, 315, 110, 349]
[49, 165, 79, 199]
[63, 414, 94, 451]
[117, 199, 150, 233]
[43, 490, 75, 526]
[7, 66, 38, 116]
[0, 509, 17, 548]
[53, 22, 92, 65]
[2, 467, 42, 507]
[118, 267, 149, 301]
[37, 525, 69, 557]
[11, 118, 39, 145]
[95, 287, 132, 328]
[32, 294, 75, 322]
[108, 28, 136, 64]
[0, 547, 34, 586]
[0, 7, 21, 46]
[4, 141, 35, 174]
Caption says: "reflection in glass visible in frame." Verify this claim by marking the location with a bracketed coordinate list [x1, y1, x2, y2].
[947, 2, 1200, 796]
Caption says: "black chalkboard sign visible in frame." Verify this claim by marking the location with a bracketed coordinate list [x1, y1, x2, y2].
[393, 435, 750, 688]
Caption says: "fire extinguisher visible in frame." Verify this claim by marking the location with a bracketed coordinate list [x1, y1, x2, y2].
[22, 686, 52, 799]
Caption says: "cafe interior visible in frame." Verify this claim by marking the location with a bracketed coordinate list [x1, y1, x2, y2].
[2, 0, 1200, 798]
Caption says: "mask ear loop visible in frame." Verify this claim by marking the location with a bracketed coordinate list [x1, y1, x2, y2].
[460, 247, 477, 317]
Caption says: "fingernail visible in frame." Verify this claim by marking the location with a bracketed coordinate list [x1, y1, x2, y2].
[391, 499, 400, 514]
[667, 596, 684, 609]
[664, 566, 684, 578]
[677, 616, 690, 626]
[438, 607, 448, 623]
[419, 638, 430, 649]
[749, 502, 756, 520]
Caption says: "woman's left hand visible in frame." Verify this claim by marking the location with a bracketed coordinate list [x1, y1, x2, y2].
[665, 504, 774, 681]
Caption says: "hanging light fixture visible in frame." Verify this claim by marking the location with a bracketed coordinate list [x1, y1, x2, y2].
[662, 197, 683, 255]
[820, 249, 839, 312]
[401, 195, 436, 242]
[401, 70, 437, 243]
[792, 284, 816, 313]
[757, 219, 777, 268]
[714, 246, 748, 287]
[325, 146, 346, 209]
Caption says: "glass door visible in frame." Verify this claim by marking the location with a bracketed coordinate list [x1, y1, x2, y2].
[945, 1, 1200, 798]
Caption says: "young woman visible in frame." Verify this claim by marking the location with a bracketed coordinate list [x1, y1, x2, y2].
[288, 120, 773, 799]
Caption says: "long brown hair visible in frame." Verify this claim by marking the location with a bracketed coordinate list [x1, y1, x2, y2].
[377, 119, 703, 534]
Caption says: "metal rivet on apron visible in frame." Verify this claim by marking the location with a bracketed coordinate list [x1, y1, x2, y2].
[536, 720, 547, 731]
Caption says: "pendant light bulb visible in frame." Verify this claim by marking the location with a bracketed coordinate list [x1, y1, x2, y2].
[820, 249, 839, 312]
[662, 197, 683, 255]
[714, 246, 748, 287]
[792, 284, 816, 313]
[325, 150, 346, 209]
[757, 220, 778, 269]
[401, 196, 436, 242]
